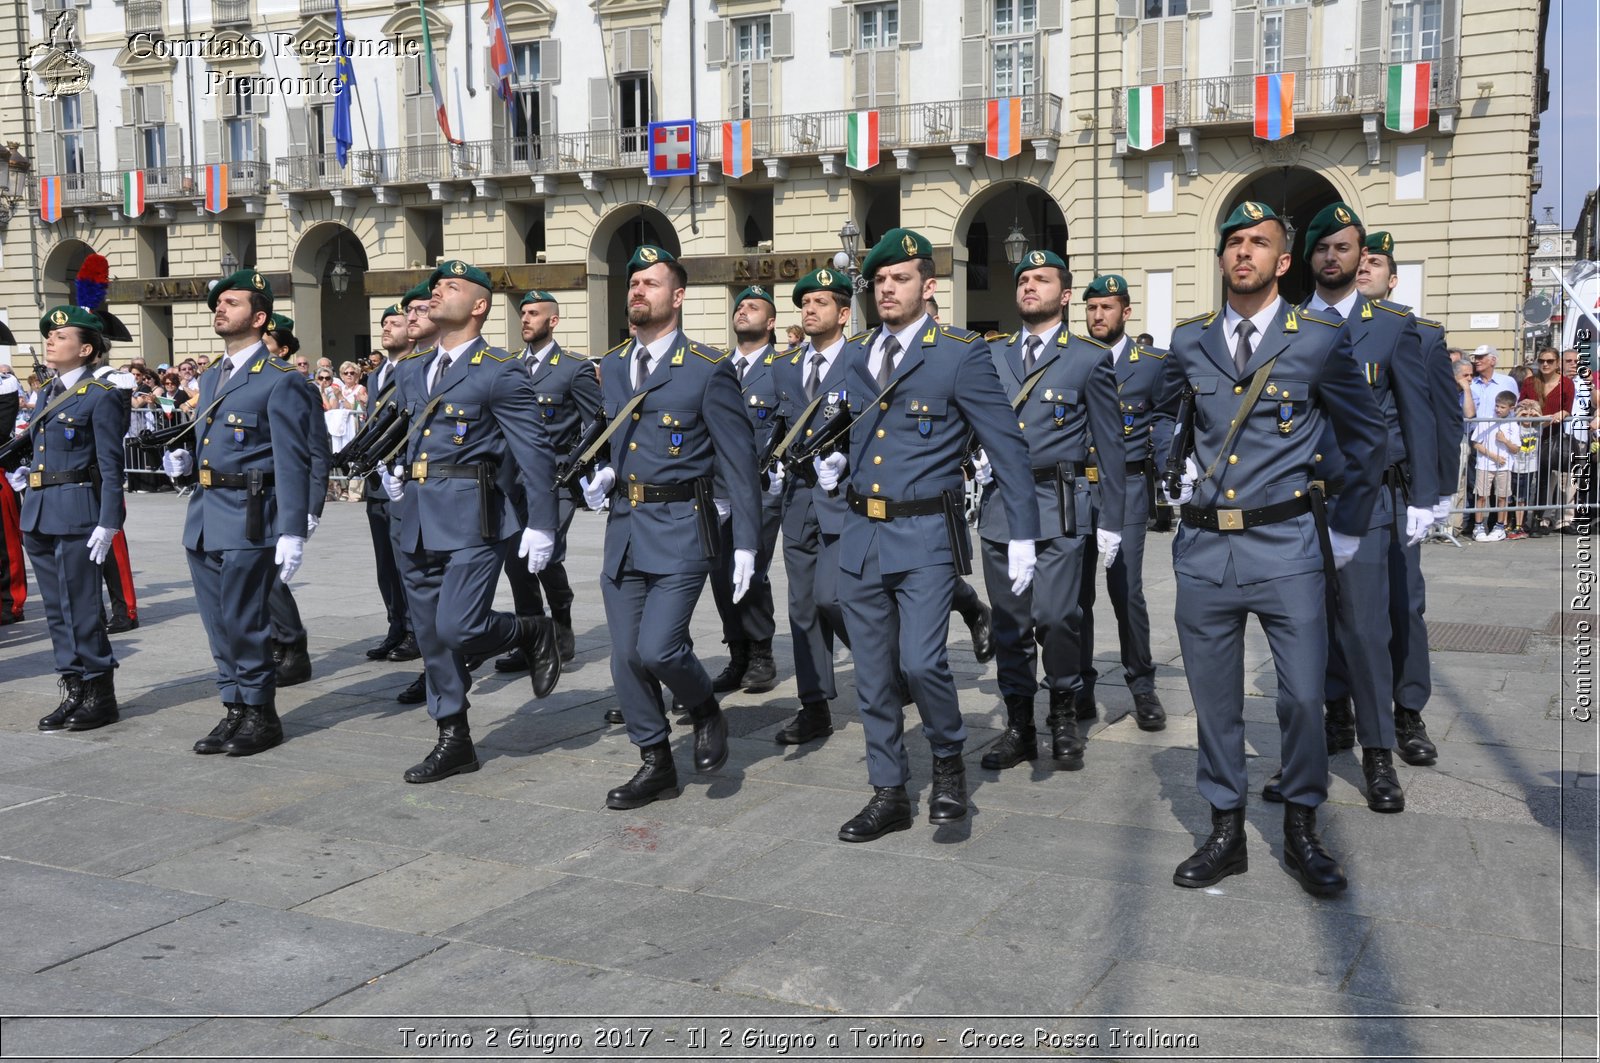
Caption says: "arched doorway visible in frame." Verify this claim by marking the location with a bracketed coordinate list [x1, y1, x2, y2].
[290, 224, 370, 369]
[954, 182, 1067, 333]
[586, 205, 681, 355]
[42, 239, 95, 307]
[1222, 167, 1343, 307]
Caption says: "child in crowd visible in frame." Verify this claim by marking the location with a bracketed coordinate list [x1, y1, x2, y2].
[1506, 398, 1543, 539]
[1470, 390, 1520, 541]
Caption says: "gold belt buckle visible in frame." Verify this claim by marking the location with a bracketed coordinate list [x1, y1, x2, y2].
[411, 460, 428, 483]
[1309, 479, 1326, 495]
[28, 471, 42, 489]
[1085, 466, 1099, 484]
[628, 482, 645, 504]
[198, 469, 213, 487]
[1216, 508, 1244, 531]
[866, 497, 888, 521]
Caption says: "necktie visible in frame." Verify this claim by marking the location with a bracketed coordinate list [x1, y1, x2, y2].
[1023, 335, 1042, 377]
[1322, 306, 1344, 324]
[43, 377, 64, 404]
[430, 352, 453, 395]
[633, 346, 653, 391]
[805, 350, 824, 401]
[1232, 320, 1255, 377]
[876, 336, 901, 392]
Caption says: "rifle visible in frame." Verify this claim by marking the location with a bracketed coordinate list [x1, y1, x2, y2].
[346, 410, 412, 479]
[333, 400, 400, 468]
[554, 415, 607, 490]
[1162, 385, 1197, 499]
[136, 417, 201, 452]
[0, 432, 33, 473]
[783, 400, 855, 494]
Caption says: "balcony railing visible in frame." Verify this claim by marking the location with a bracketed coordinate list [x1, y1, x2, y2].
[213, 0, 251, 26]
[1111, 59, 1460, 133]
[32, 163, 269, 213]
[126, 0, 164, 35]
[299, 0, 337, 14]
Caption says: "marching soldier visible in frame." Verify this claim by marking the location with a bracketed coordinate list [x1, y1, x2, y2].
[578, 245, 759, 810]
[380, 260, 564, 783]
[825, 228, 1039, 842]
[361, 301, 418, 668]
[1075, 274, 1171, 732]
[7, 307, 127, 731]
[387, 283, 440, 708]
[974, 251, 1126, 774]
[1162, 202, 1384, 896]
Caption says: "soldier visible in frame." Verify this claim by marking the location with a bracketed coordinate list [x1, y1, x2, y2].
[492, 290, 600, 676]
[769, 267, 856, 745]
[161, 270, 317, 757]
[825, 228, 1039, 842]
[578, 245, 759, 810]
[360, 301, 417, 667]
[387, 283, 439, 708]
[706, 285, 783, 696]
[379, 260, 564, 783]
[87, 355, 139, 634]
[7, 307, 127, 731]
[1163, 202, 1384, 896]
[974, 251, 1125, 774]
[1075, 273, 1171, 732]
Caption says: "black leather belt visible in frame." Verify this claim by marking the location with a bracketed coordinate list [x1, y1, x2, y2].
[407, 461, 481, 483]
[1383, 465, 1408, 490]
[1033, 462, 1092, 483]
[1082, 460, 1149, 479]
[197, 469, 274, 489]
[27, 468, 93, 488]
[1181, 495, 1312, 532]
[1309, 477, 1347, 497]
[846, 486, 947, 521]
[625, 481, 695, 504]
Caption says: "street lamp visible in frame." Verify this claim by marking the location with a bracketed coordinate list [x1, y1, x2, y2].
[329, 253, 351, 295]
[1003, 225, 1029, 266]
[219, 250, 237, 275]
[835, 218, 868, 327]
[838, 218, 861, 263]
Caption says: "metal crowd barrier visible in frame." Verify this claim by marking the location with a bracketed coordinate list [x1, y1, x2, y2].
[1436, 411, 1597, 543]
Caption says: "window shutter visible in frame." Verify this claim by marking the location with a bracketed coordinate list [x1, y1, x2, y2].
[36, 131, 57, 176]
[39, 99, 56, 136]
[115, 123, 137, 168]
[751, 60, 771, 121]
[1139, 26, 1159, 85]
[221, 87, 239, 119]
[122, 87, 138, 126]
[403, 93, 421, 145]
[203, 118, 220, 162]
[960, 37, 986, 98]
[705, 18, 725, 67]
[288, 106, 309, 157]
[874, 49, 897, 106]
[589, 76, 611, 131]
[611, 30, 629, 72]
[539, 39, 560, 82]
[853, 55, 871, 110]
[148, 86, 167, 124]
[251, 91, 269, 117]
[490, 90, 507, 143]
[81, 126, 100, 173]
[1162, 18, 1185, 83]
[1440, 0, 1458, 59]
[963, 0, 983, 37]
[830, 6, 850, 54]
[403, 56, 421, 96]
[1232, 5, 1257, 106]
[1039, 0, 1062, 32]
[900, 0, 922, 46]
[165, 127, 182, 170]
[1116, 0, 1138, 20]
[1189, 0, 1211, 14]
[254, 119, 265, 164]
[1358, 0, 1382, 67]
[80, 91, 97, 127]
[539, 85, 555, 139]
[1281, 5, 1309, 74]
[771, 12, 793, 60]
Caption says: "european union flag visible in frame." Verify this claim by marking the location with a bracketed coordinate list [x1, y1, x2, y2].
[332, 0, 356, 166]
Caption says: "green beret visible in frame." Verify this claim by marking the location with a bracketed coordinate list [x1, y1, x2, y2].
[266, 313, 295, 335]
[1302, 202, 1364, 260]
[1012, 249, 1067, 283]
[1364, 231, 1395, 258]
[627, 244, 677, 277]
[733, 285, 776, 311]
[1082, 274, 1130, 301]
[861, 227, 933, 278]
[40, 305, 103, 336]
[519, 289, 557, 307]
[428, 259, 493, 293]
[380, 302, 406, 321]
[401, 283, 432, 309]
[1216, 200, 1287, 256]
[207, 268, 273, 311]
[791, 267, 853, 307]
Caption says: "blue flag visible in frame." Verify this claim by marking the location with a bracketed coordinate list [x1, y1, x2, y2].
[332, 0, 356, 165]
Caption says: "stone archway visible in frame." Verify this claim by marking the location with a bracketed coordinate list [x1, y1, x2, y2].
[1219, 166, 1344, 308]
[290, 223, 370, 368]
[585, 204, 681, 355]
[952, 181, 1068, 333]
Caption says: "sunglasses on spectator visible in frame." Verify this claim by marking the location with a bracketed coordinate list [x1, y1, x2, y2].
[341, 369, 359, 375]
[1538, 358, 1557, 365]
[295, 360, 309, 367]
[316, 374, 333, 380]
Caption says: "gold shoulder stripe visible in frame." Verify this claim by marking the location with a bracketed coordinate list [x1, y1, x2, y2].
[790, 351, 803, 365]
[1297, 309, 1341, 327]
[1139, 347, 1168, 360]
[691, 343, 727, 363]
[1374, 299, 1409, 317]
[1078, 333, 1110, 350]
[1416, 316, 1443, 329]
[940, 326, 977, 343]
[1175, 311, 1214, 328]
[477, 347, 517, 362]
[847, 331, 872, 345]
[605, 339, 631, 358]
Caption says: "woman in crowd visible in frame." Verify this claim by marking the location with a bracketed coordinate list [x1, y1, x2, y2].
[1520, 347, 1575, 535]
[324, 361, 366, 500]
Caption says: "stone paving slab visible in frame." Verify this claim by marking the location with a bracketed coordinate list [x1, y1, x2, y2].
[0, 794, 254, 877]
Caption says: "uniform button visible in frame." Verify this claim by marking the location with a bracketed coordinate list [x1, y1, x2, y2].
[1314, 453, 1323, 462]
[419, 452, 427, 459]
[879, 402, 889, 411]
[805, 429, 814, 437]
[628, 442, 637, 451]
[1228, 455, 1238, 465]
[423, 429, 431, 436]
[628, 473, 637, 481]
[206, 417, 214, 424]
[630, 499, 638, 507]
[1225, 489, 1236, 500]
[1295, 490, 1303, 497]
[873, 456, 882, 465]
[202, 438, 209, 445]
[632, 413, 641, 421]
[201, 459, 209, 466]
[871, 483, 880, 492]
[1234, 385, 1244, 394]
[876, 429, 885, 438]
[1018, 421, 1026, 429]
[1088, 446, 1096, 454]
[37, 443, 43, 450]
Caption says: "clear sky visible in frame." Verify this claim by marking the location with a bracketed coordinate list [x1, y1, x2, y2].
[1533, 0, 1598, 229]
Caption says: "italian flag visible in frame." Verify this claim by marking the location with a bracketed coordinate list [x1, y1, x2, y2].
[122, 171, 145, 218]
[846, 109, 879, 171]
[1126, 85, 1165, 151]
[1385, 61, 1432, 133]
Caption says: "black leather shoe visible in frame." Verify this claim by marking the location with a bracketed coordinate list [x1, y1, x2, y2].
[386, 634, 421, 662]
[365, 632, 404, 660]
[966, 603, 995, 663]
[838, 786, 913, 842]
[396, 674, 427, 705]
[1283, 802, 1347, 897]
[493, 647, 529, 673]
[928, 754, 968, 823]
[742, 638, 777, 693]
[1073, 688, 1098, 721]
[775, 701, 832, 745]
[515, 615, 562, 699]
[65, 674, 119, 731]
[1262, 768, 1284, 803]
[194, 704, 246, 754]
[981, 694, 1036, 770]
[711, 641, 750, 693]
[106, 614, 138, 634]
[275, 636, 312, 687]
[39, 675, 85, 731]
[403, 713, 479, 783]
[1393, 707, 1437, 766]
[1173, 805, 1248, 888]
[687, 697, 728, 773]
[1324, 697, 1356, 753]
[555, 621, 576, 662]
[1362, 748, 1405, 813]
[603, 707, 625, 726]
[605, 741, 679, 809]
[1132, 691, 1167, 732]
[1048, 698, 1085, 770]
[221, 702, 283, 757]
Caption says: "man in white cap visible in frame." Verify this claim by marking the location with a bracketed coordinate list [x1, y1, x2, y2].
[1464, 346, 1515, 535]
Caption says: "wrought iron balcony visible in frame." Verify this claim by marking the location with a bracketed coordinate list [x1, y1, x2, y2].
[126, 0, 164, 35]
[213, 0, 251, 26]
[31, 162, 270, 216]
[299, 0, 337, 15]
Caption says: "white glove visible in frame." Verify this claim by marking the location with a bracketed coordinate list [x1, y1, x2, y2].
[765, 461, 786, 497]
[381, 464, 404, 502]
[972, 448, 993, 487]
[714, 496, 731, 522]
[519, 527, 555, 573]
[4, 468, 26, 494]
[306, 514, 319, 539]
[1405, 506, 1433, 547]
[1432, 496, 1452, 524]
[731, 548, 757, 602]
[1007, 538, 1036, 596]
[580, 467, 615, 511]
[1097, 528, 1123, 570]
[814, 452, 848, 492]
[275, 534, 305, 583]
[86, 526, 115, 566]
[162, 449, 193, 479]
[1329, 529, 1361, 569]
[1160, 456, 1199, 507]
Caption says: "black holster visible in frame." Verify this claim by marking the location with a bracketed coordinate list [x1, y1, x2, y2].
[1307, 481, 1342, 630]
[477, 463, 497, 540]
[692, 476, 720, 560]
[941, 489, 972, 576]
[245, 468, 265, 540]
[1056, 464, 1078, 538]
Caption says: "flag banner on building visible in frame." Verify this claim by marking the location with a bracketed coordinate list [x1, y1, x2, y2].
[487, 0, 514, 102]
[1253, 73, 1295, 141]
[332, 0, 356, 165]
[986, 97, 1022, 161]
[1386, 61, 1432, 133]
[39, 176, 60, 224]
[1125, 85, 1166, 150]
[723, 119, 753, 178]
[419, 0, 461, 144]
[203, 163, 229, 214]
[122, 170, 145, 218]
[648, 119, 697, 178]
[846, 109, 879, 171]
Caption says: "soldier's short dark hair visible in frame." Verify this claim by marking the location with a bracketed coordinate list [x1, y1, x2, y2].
[663, 259, 689, 292]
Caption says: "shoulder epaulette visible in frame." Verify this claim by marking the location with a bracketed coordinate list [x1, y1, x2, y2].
[267, 357, 294, 372]
[999, 332, 1017, 345]
[847, 331, 872, 346]
[939, 325, 978, 343]
[1136, 345, 1168, 360]
[763, 350, 779, 366]
[790, 350, 804, 365]
[1416, 316, 1443, 329]
[1077, 333, 1110, 350]
[399, 348, 426, 361]
[1373, 298, 1410, 317]
[1176, 311, 1215, 328]
[563, 350, 592, 361]
[86, 378, 116, 390]
[605, 338, 632, 359]
[1297, 309, 1341, 327]
[475, 346, 517, 363]
[414, 345, 437, 358]
[690, 342, 727, 363]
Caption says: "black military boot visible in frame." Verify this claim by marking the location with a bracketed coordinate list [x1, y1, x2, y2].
[928, 754, 969, 823]
[395, 674, 427, 705]
[687, 696, 729, 773]
[403, 713, 480, 783]
[194, 703, 246, 754]
[275, 635, 312, 687]
[710, 641, 751, 693]
[1132, 690, 1167, 732]
[39, 675, 85, 731]
[365, 632, 404, 660]
[603, 706, 625, 726]
[65, 673, 119, 731]
[1047, 690, 1085, 770]
[605, 741, 679, 809]
[1261, 768, 1284, 803]
[965, 602, 995, 663]
[742, 638, 777, 693]
[553, 610, 576, 663]
[1074, 685, 1098, 721]
[221, 700, 284, 757]
[838, 786, 912, 842]
[106, 612, 138, 634]
[1393, 707, 1438, 766]
[515, 615, 561, 698]
[493, 647, 530, 673]
[774, 700, 833, 745]
[981, 694, 1037, 770]
[1282, 802, 1348, 896]
[386, 633, 421, 661]
[1173, 805, 1249, 888]
[1324, 697, 1356, 753]
[1362, 747, 1406, 813]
